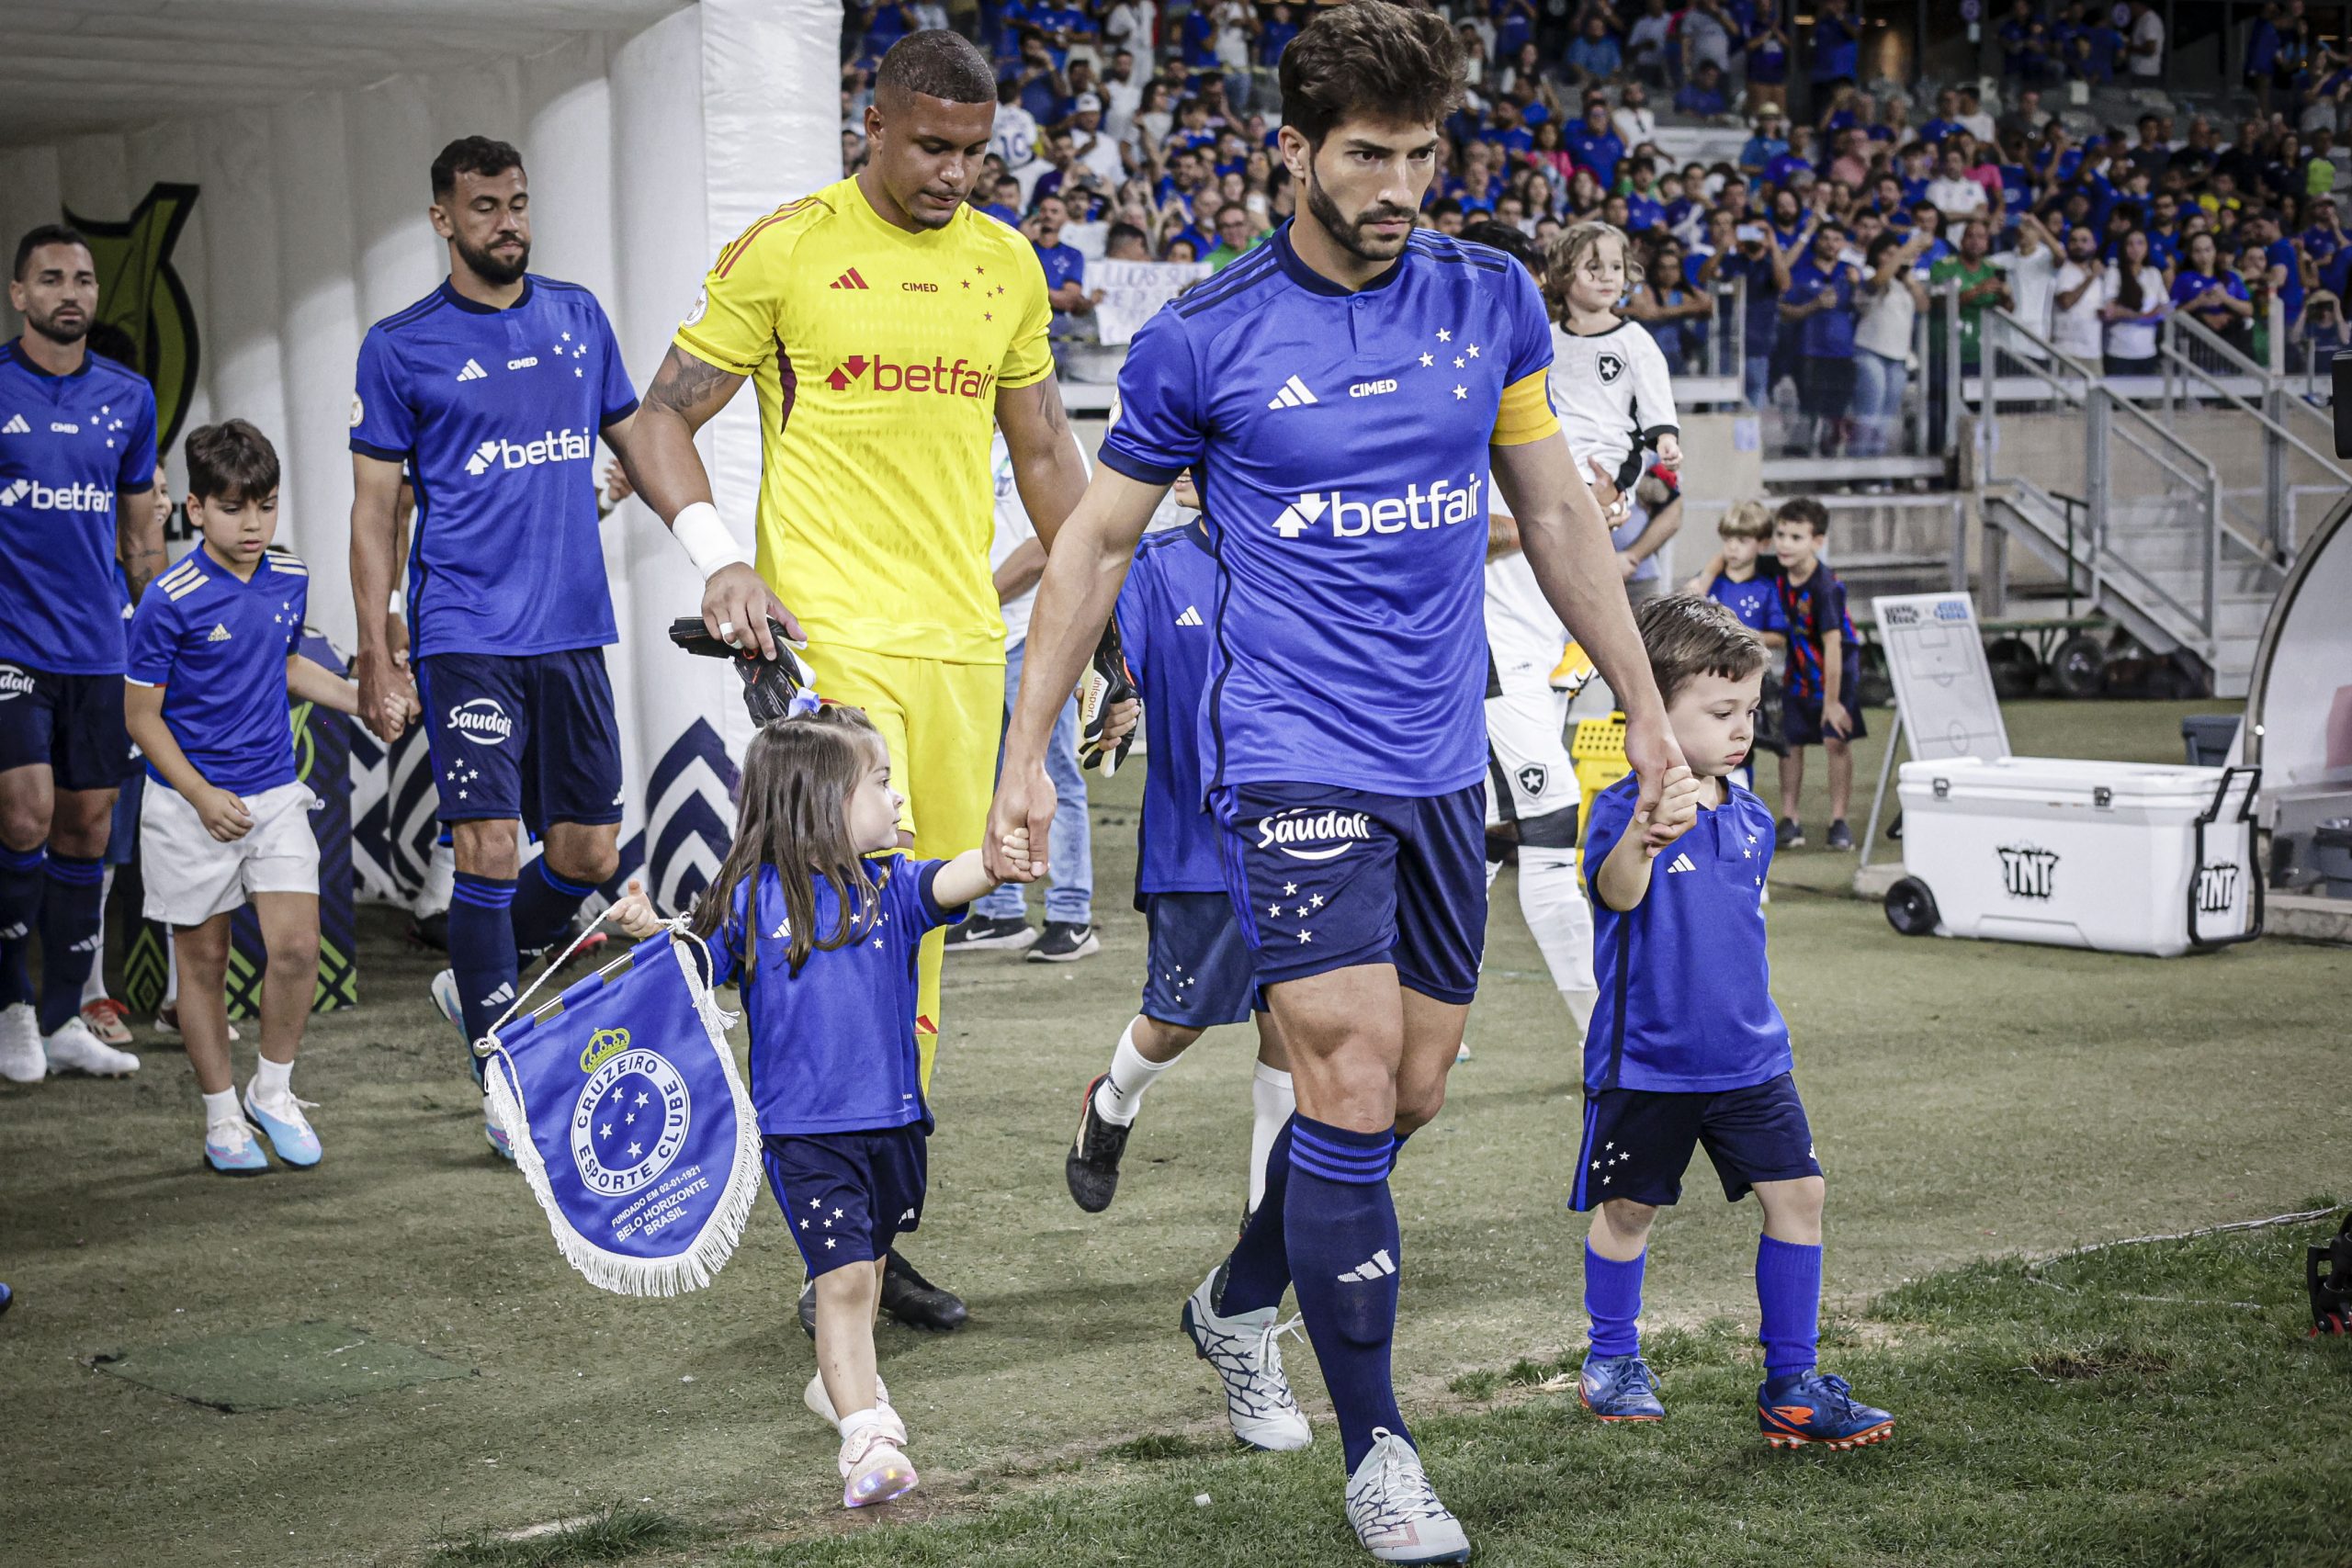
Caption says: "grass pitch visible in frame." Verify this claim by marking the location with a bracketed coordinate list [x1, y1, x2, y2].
[2, 698, 2344, 1567]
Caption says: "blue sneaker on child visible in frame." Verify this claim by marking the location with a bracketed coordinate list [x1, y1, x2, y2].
[204, 1118, 270, 1176]
[1758, 1371, 1894, 1450]
[243, 1089, 322, 1168]
[1577, 1352, 1665, 1421]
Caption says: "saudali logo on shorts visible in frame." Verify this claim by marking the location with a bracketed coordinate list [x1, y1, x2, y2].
[0, 665, 32, 702]
[822, 352, 998, 400]
[569, 1047, 692, 1198]
[448, 697, 513, 746]
[1258, 807, 1371, 862]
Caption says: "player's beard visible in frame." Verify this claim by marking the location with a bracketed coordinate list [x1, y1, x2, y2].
[457, 232, 530, 287]
[24, 301, 88, 346]
[1304, 166, 1416, 264]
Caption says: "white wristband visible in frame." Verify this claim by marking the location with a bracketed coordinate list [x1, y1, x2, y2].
[387, 590, 405, 616]
[671, 501, 751, 581]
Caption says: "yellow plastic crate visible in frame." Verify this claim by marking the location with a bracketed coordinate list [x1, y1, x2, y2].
[1570, 711, 1629, 845]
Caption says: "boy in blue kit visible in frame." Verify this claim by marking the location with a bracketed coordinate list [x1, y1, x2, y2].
[1064, 474, 1297, 1259]
[1702, 502, 1787, 791]
[608, 708, 1029, 1510]
[1573, 594, 1893, 1450]
[121, 422, 368, 1174]
[1770, 497, 1865, 851]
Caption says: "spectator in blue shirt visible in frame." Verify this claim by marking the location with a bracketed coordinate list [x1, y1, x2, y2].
[2246, 0, 2284, 107]
[1566, 96, 1627, 184]
[1744, 0, 1792, 113]
[1497, 0, 1540, 57]
[1676, 61, 1731, 117]
[1259, 2, 1300, 65]
[1919, 88, 1966, 148]
[1810, 0, 1859, 87]
[2253, 209, 2306, 325]
[1740, 111, 1791, 176]
[1005, 30, 1069, 124]
[1567, 12, 1624, 83]
[1482, 98, 1537, 155]
[1777, 223, 1860, 452]
[1023, 194, 1102, 353]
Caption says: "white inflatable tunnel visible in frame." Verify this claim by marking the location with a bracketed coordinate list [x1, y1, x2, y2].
[2245, 486, 2352, 887]
[0, 0, 838, 912]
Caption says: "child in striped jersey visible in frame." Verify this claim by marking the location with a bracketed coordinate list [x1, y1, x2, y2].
[1544, 221, 1684, 517]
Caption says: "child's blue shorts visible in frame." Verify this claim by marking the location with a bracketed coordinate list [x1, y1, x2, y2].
[1569, 1072, 1822, 1210]
[762, 1127, 926, 1277]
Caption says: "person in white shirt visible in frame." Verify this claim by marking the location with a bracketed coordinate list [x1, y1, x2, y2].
[1100, 47, 1143, 141]
[1852, 230, 1931, 455]
[1614, 83, 1659, 150]
[991, 78, 1042, 197]
[2098, 229, 2169, 374]
[1955, 86, 1997, 147]
[1069, 94, 1127, 187]
[1102, 0, 1156, 58]
[1992, 211, 2059, 363]
[2127, 0, 2165, 79]
[2049, 223, 2109, 368]
[1926, 147, 1989, 221]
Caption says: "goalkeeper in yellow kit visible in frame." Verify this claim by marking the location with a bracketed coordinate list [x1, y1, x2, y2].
[627, 30, 1094, 1329]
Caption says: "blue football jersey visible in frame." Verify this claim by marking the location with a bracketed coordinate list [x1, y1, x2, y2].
[349, 276, 638, 659]
[125, 547, 309, 796]
[1707, 571, 1787, 636]
[0, 343, 157, 674]
[1582, 775, 1792, 1094]
[1114, 520, 1223, 906]
[1099, 226, 1557, 799]
[704, 855, 967, 1136]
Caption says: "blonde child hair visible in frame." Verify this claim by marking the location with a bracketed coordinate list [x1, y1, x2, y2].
[1718, 501, 1774, 540]
[1543, 220, 1644, 319]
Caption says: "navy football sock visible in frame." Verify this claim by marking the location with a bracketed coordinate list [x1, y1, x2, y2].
[1388, 1126, 1410, 1172]
[510, 858, 597, 956]
[1218, 1114, 1295, 1315]
[0, 844, 43, 1009]
[447, 872, 519, 1052]
[1285, 1115, 1408, 1472]
[1756, 1235, 1823, 1382]
[35, 854, 104, 1033]
[1584, 1241, 1645, 1359]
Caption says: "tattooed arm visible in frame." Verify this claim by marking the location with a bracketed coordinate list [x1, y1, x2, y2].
[623, 344, 799, 656]
[117, 481, 164, 604]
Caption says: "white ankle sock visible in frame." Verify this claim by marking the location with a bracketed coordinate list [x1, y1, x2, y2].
[252, 1056, 295, 1114]
[1247, 1061, 1295, 1212]
[201, 1088, 242, 1132]
[1093, 1021, 1168, 1125]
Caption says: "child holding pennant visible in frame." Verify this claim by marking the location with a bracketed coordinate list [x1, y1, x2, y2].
[606, 706, 1029, 1509]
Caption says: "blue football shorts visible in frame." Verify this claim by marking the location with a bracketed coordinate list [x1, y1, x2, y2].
[1569, 1072, 1822, 1210]
[416, 649, 624, 831]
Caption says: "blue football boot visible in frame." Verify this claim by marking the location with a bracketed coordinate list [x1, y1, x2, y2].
[1758, 1371, 1894, 1450]
[1577, 1352, 1666, 1421]
[204, 1119, 270, 1176]
[243, 1089, 322, 1168]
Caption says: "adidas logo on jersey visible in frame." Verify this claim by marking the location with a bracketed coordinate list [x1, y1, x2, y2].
[456, 358, 489, 382]
[829, 268, 870, 289]
[1269, 474, 1484, 541]
[1176, 605, 1204, 627]
[1665, 852, 1697, 874]
[207, 624, 232, 643]
[1266, 373, 1318, 410]
[1338, 1248, 1397, 1282]
[463, 426, 594, 477]
[0, 413, 28, 434]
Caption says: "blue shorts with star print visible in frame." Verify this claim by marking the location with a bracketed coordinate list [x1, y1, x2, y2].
[1211, 781, 1488, 1004]
[1569, 1072, 1820, 1210]
[1140, 892, 1264, 1030]
[762, 1128, 927, 1277]
[416, 649, 623, 831]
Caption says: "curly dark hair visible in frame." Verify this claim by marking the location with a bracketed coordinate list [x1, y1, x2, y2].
[1279, 1, 1466, 151]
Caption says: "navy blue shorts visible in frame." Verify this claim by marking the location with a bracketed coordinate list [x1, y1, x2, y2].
[1213, 782, 1487, 1005]
[1781, 652, 1867, 747]
[1569, 1072, 1821, 1210]
[762, 1127, 927, 1278]
[0, 660, 136, 793]
[417, 649, 623, 831]
[1140, 890, 1263, 1030]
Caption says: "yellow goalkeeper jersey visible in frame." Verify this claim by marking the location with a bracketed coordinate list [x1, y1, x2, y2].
[674, 175, 1056, 664]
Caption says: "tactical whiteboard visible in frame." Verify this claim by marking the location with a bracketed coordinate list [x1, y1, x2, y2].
[1871, 592, 2011, 762]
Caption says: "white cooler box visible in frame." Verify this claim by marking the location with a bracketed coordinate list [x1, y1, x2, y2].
[1886, 758, 2263, 957]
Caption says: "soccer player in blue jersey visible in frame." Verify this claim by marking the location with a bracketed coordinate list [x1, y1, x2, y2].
[0, 224, 163, 1084]
[1702, 502, 1787, 793]
[123, 421, 363, 1174]
[1063, 472, 1298, 1243]
[347, 138, 650, 1157]
[1573, 594, 1894, 1451]
[984, 6, 1680, 1559]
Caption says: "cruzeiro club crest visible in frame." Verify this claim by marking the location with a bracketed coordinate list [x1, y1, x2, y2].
[64, 183, 202, 453]
[1596, 350, 1626, 384]
[571, 1045, 693, 1197]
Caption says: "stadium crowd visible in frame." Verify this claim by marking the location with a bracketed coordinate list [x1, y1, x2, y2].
[842, 0, 2352, 450]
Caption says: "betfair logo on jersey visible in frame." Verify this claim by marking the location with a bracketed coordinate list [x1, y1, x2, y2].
[1269, 474, 1484, 541]
[0, 478, 113, 513]
[822, 353, 998, 400]
[463, 426, 594, 477]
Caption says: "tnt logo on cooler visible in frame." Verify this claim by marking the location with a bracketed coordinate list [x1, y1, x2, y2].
[447, 697, 513, 747]
[1258, 807, 1371, 862]
[2195, 862, 2241, 914]
[1996, 842, 2060, 900]
[464, 426, 594, 477]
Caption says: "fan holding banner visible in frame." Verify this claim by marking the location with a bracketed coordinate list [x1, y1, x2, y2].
[484, 704, 1031, 1511]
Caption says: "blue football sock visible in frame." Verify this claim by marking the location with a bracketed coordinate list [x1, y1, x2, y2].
[1584, 1241, 1645, 1359]
[1388, 1126, 1411, 1172]
[1284, 1115, 1408, 1472]
[510, 858, 597, 956]
[0, 844, 43, 1009]
[1756, 1235, 1823, 1382]
[447, 872, 519, 1051]
[35, 854, 104, 1033]
[1218, 1114, 1294, 1315]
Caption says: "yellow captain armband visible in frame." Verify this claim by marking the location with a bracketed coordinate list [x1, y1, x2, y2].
[1490, 369, 1560, 446]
